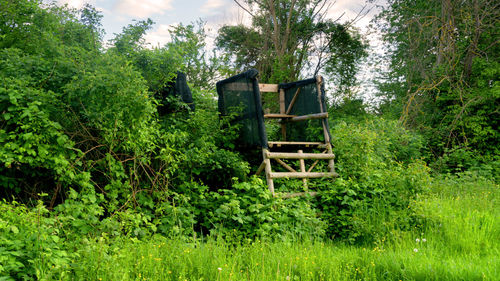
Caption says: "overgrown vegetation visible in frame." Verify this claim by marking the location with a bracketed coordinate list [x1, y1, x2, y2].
[0, 0, 498, 280]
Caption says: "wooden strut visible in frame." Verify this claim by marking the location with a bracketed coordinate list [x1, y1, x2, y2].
[274, 158, 296, 173]
[316, 75, 336, 175]
[315, 76, 331, 143]
[259, 83, 279, 93]
[256, 161, 265, 176]
[285, 87, 301, 115]
[266, 151, 335, 160]
[307, 150, 327, 172]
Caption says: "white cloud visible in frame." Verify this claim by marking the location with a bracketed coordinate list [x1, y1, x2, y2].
[200, 0, 226, 15]
[143, 24, 174, 48]
[114, 0, 173, 18]
[203, 1, 251, 27]
[57, 0, 96, 9]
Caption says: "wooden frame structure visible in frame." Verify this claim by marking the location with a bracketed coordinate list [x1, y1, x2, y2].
[255, 76, 337, 197]
[216, 70, 337, 197]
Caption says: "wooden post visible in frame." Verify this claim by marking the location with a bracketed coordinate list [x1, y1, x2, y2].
[298, 150, 308, 190]
[279, 88, 286, 141]
[262, 148, 275, 195]
[326, 143, 336, 174]
[315, 76, 331, 144]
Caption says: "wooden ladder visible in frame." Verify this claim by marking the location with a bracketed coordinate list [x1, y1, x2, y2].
[256, 76, 337, 197]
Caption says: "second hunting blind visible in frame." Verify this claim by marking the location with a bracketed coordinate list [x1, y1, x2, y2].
[216, 69, 338, 197]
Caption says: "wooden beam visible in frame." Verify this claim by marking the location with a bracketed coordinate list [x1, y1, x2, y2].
[270, 172, 338, 179]
[266, 151, 335, 160]
[259, 83, 279, 93]
[264, 114, 297, 118]
[279, 88, 286, 140]
[268, 141, 327, 148]
[298, 150, 308, 189]
[256, 161, 265, 176]
[326, 143, 336, 174]
[289, 112, 328, 122]
[262, 149, 275, 195]
[280, 192, 318, 198]
[274, 158, 296, 173]
[285, 87, 301, 115]
[315, 76, 331, 143]
[307, 150, 328, 172]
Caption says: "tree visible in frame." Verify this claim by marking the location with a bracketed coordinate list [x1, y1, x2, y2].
[373, 0, 499, 159]
[166, 21, 232, 90]
[216, 0, 368, 90]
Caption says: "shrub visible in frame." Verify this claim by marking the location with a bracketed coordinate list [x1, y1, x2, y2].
[0, 199, 73, 279]
[316, 118, 431, 243]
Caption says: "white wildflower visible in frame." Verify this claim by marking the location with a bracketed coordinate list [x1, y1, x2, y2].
[422, 238, 427, 242]
[217, 267, 222, 271]
[416, 238, 420, 243]
[413, 248, 418, 253]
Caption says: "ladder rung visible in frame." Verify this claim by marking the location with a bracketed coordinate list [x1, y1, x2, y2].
[268, 141, 327, 148]
[266, 151, 335, 159]
[264, 114, 297, 118]
[270, 172, 338, 179]
[288, 112, 328, 122]
[280, 192, 319, 198]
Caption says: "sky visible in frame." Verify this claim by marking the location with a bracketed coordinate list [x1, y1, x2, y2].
[53, 0, 383, 102]
[54, 0, 377, 48]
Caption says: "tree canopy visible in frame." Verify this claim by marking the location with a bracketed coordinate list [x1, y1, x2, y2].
[373, 0, 499, 163]
[216, 0, 368, 95]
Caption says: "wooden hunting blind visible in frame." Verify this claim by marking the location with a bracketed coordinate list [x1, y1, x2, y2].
[216, 69, 337, 197]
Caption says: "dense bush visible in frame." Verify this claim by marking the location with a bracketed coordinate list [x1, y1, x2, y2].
[0, 200, 73, 279]
[3, 3, 497, 280]
[316, 118, 431, 243]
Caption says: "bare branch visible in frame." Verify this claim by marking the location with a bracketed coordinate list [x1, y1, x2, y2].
[233, 0, 254, 17]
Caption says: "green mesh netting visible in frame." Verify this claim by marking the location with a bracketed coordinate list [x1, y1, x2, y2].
[216, 69, 268, 148]
[280, 78, 332, 143]
[217, 70, 331, 147]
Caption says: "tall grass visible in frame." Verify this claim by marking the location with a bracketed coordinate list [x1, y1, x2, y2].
[65, 173, 498, 281]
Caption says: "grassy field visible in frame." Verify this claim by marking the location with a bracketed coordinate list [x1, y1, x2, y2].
[55, 174, 498, 281]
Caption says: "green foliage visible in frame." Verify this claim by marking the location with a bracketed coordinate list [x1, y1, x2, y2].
[216, 0, 367, 91]
[0, 199, 73, 279]
[202, 177, 325, 241]
[167, 21, 231, 90]
[373, 0, 499, 164]
[317, 118, 430, 243]
[65, 174, 500, 280]
[0, 75, 88, 196]
[63, 52, 155, 149]
[1, 4, 498, 281]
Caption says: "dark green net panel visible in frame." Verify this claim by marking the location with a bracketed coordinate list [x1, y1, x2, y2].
[280, 78, 332, 143]
[216, 69, 268, 148]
